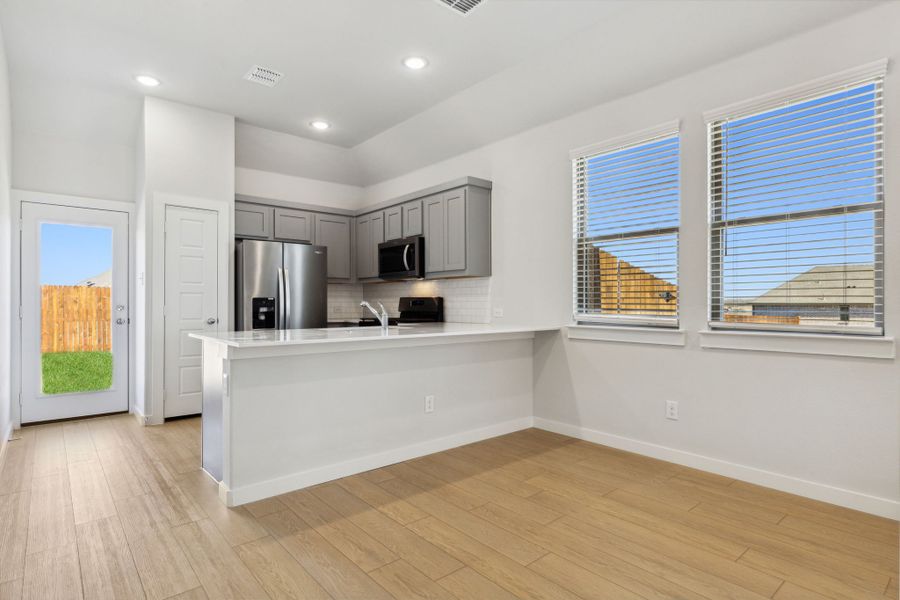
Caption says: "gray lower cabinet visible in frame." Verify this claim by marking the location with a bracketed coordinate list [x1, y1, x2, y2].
[235, 202, 274, 239]
[402, 200, 423, 237]
[356, 211, 384, 279]
[422, 186, 490, 278]
[385, 206, 402, 241]
[274, 207, 314, 243]
[314, 214, 351, 280]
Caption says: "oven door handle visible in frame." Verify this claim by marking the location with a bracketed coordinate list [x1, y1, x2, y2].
[402, 244, 411, 271]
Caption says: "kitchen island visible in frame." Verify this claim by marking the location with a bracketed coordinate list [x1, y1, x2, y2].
[190, 323, 557, 506]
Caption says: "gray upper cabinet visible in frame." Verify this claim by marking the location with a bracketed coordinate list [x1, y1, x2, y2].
[235, 178, 490, 284]
[402, 200, 423, 237]
[356, 214, 372, 279]
[371, 211, 385, 273]
[315, 214, 351, 280]
[423, 194, 445, 274]
[274, 207, 315, 243]
[385, 206, 402, 241]
[235, 202, 274, 239]
[355, 210, 384, 279]
[443, 189, 466, 271]
[422, 186, 490, 278]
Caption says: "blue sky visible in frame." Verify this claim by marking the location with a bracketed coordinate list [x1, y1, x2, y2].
[40, 223, 112, 286]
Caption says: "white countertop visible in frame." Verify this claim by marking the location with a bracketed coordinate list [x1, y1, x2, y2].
[189, 322, 559, 350]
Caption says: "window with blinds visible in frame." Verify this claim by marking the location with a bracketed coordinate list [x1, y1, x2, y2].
[708, 71, 884, 335]
[573, 125, 680, 326]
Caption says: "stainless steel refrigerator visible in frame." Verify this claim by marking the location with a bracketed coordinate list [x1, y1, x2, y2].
[235, 240, 327, 330]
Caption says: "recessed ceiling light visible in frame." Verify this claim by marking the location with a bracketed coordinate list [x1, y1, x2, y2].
[310, 120, 331, 131]
[135, 75, 160, 87]
[403, 56, 429, 70]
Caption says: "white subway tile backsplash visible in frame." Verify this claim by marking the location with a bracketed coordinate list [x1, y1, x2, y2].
[362, 277, 491, 324]
[327, 283, 364, 320]
[326, 278, 492, 323]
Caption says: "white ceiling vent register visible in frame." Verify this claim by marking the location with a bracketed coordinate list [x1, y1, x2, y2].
[436, 0, 484, 16]
[243, 65, 284, 88]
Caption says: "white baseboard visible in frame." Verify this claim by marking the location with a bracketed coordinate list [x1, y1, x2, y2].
[534, 417, 899, 520]
[130, 407, 158, 427]
[225, 416, 535, 506]
[0, 422, 13, 468]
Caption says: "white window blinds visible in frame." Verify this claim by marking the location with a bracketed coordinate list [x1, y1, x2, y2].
[572, 124, 680, 326]
[708, 68, 885, 335]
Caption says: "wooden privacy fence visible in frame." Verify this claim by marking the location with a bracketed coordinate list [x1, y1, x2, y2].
[596, 250, 678, 316]
[724, 313, 801, 325]
[41, 285, 111, 353]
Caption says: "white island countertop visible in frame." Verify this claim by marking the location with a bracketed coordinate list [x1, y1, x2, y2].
[190, 323, 560, 358]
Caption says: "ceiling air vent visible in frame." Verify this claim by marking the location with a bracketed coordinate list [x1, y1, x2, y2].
[243, 65, 284, 88]
[436, 0, 484, 16]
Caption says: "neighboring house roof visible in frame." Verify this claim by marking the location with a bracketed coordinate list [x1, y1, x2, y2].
[76, 270, 112, 287]
[751, 264, 874, 305]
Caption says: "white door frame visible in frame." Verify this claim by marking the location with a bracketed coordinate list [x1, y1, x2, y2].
[148, 192, 231, 425]
[11, 189, 136, 429]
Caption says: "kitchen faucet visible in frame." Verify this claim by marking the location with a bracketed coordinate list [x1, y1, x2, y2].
[360, 300, 390, 332]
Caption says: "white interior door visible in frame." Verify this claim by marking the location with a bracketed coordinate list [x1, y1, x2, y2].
[164, 205, 219, 418]
[20, 202, 129, 423]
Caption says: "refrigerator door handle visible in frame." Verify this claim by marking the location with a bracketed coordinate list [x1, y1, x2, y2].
[277, 267, 285, 328]
[284, 268, 292, 328]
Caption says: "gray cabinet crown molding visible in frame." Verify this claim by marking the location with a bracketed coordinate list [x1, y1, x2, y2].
[355, 176, 492, 218]
[236, 176, 492, 218]
[235, 193, 357, 216]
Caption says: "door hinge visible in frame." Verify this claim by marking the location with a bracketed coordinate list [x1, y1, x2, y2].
[18, 305, 22, 320]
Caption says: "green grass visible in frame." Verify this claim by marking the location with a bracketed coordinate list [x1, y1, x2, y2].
[41, 351, 113, 395]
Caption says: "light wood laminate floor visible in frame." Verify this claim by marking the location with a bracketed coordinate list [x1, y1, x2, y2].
[0, 414, 896, 599]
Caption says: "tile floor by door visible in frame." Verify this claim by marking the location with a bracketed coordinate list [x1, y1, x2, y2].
[0, 414, 896, 600]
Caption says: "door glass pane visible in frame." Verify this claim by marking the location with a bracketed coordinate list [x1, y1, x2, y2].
[40, 223, 113, 394]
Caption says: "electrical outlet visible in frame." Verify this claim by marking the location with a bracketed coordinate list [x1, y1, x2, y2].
[493, 307, 504, 318]
[665, 400, 679, 420]
[424, 395, 435, 414]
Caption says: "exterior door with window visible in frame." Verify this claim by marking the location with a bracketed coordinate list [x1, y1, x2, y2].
[20, 202, 129, 423]
[164, 205, 219, 418]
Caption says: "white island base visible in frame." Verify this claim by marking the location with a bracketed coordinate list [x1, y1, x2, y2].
[191, 324, 555, 506]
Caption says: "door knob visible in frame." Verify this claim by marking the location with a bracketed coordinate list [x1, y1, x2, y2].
[206, 317, 218, 325]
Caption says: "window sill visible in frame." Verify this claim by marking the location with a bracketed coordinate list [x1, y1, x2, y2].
[567, 325, 686, 347]
[699, 329, 895, 359]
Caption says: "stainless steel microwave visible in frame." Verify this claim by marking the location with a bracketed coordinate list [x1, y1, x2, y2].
[378, 236, 425, 279]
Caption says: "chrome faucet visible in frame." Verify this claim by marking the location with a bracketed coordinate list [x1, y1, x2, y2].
[360, 300, 390, 332]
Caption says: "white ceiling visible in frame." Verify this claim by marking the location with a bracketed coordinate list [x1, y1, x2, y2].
[0, 0, 881, 185]
[0, 0, 633, 147]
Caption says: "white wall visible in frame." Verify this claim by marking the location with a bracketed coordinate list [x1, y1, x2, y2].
[0, 23, 12, 445]
[13, 133, 134, 202]
[10, 77, 138, 202]
[235, 167, 363, 212]
[135, 97, 235, 423]
[361, 4, 900, 515]
[235, 122, 361, 186]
